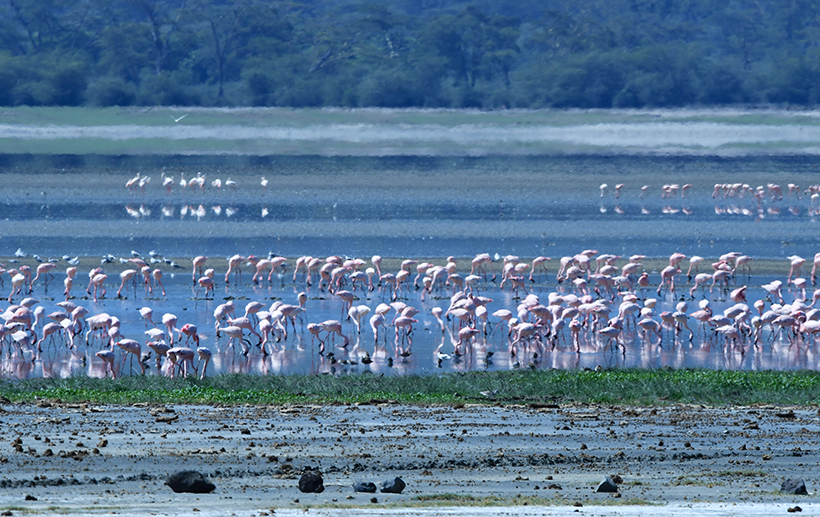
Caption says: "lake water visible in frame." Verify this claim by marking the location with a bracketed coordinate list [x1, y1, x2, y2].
[1, 153, 819, 378]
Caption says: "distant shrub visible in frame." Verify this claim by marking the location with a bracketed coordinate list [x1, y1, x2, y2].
[87, 77, 137, 106]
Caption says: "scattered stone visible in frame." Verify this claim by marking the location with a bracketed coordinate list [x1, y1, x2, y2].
[380, 477, 406, 494]
[595, 476, 619, 493]
[165, 471, 216, 494]
[788, 506, 802, 513]
[354, 481, 377, 493]
[97, 439, 108, 448]
[781, 479, 808, 495]
[776, 410, 797, 420]
[24, 495, 36, 501]
[610, 474, 623, 484]
[370, 497, 378, 504]
[156, 414, 179, 423]
[298, 472, 324, 493]
[1, 510, 12, 516]
[548, 483, 563, 490]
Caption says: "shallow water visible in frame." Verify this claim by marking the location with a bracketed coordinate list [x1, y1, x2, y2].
[0, 154, 819, 259]
[1, 153, 819, 378]
[3, 261, 818, 379]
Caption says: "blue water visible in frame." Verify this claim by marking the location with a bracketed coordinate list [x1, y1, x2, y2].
[1, 153, 819, 378]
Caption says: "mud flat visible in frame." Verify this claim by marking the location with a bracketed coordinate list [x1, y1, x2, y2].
[0, 401, 817, 516]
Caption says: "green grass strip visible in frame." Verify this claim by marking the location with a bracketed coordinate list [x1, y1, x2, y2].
[0, 369, 818, 406]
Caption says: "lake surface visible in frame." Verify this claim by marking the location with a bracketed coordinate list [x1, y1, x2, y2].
[1, 153, 819, 378]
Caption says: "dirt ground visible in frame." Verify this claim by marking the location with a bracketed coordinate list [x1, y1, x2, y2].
[0, 401, 818, 516]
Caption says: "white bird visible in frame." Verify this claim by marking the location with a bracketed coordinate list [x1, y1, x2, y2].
[171, 114, 188, 123]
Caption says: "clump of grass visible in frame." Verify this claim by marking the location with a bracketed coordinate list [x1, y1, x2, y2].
[412, 494, 503, 506]
[670, 476, 723, 487]
[1, 369, 819, 406]
[713, 469, 768, 478]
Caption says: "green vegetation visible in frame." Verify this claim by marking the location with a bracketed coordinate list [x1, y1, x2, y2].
[713, 470, 769, 478]
[670, 476, 723, 487]
[1, 369, 819, 406]
[2, 1, 820, 109]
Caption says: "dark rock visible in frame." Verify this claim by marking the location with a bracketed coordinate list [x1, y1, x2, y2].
[165, 471, 216, 494]
[298, 472, 324, 493]
[781, 478, 808, 495]
[610, 474, 623, 484]
[380, 477, 406, 494]
[24, 495, 36, 501]
[370, 497, 378, 503]
[595, 476, 618, 493]
[788, 506, 802, 513]
[354, 481, 377, 493]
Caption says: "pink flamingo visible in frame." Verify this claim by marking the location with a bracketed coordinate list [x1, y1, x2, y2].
[177, 323, 198, 346]
[192, 256, 208, 284]
[788, 256, 806, 284]
[116, 339, 144, 375]
[371, 255, 383, 280]
[162, 313, 180, 345]
[470, 253, 496, 281]
[95, 350, 116, 379]
[117, 269, 137, 298]
[152, 269, 166, 296]
[8, 272, 25, 303]
[227, 316, 262, 345]
[31, 263, 57, 292]
[197, 276, 215, 299]
[657, 266, 680, 295]
[369, 313, 385, 344]
[225, 254, 246, 284]
[252, 258, 272, 284]
[90, 273, 107, 302]
[197, 347, 212, 379]
[319, 319, 349, 354]
[167, 347, 196, 378]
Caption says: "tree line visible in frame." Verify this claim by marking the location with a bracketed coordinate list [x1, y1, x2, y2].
[1, 0, 819, 109]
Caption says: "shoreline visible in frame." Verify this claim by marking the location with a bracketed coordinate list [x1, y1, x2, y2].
[0, 255, 800, 278]
[0, 402, 816, 516]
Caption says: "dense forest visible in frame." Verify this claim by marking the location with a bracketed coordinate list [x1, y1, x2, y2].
[1, 0, 820, 109]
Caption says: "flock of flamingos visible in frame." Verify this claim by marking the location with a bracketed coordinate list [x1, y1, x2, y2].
[0, 176, 818, 378]
[123, 173, 820, 222]
[1, 244, 820, 380]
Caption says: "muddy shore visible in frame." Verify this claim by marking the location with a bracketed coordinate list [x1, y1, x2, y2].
[0, 401, 817, 515]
